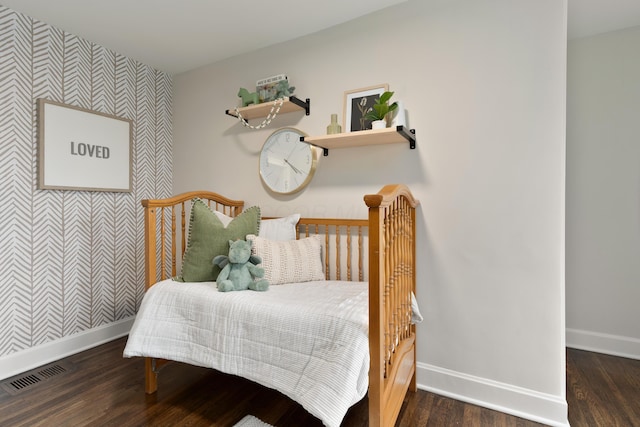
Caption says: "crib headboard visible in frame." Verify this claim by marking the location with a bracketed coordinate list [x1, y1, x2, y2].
[142, 191, 244, 290]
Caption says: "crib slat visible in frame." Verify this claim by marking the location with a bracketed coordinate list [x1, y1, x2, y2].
[346, 226, 352, 281]
[160, 207, 166, 281]
[171, 206, 177, 277]
[142, 206, 157, 291]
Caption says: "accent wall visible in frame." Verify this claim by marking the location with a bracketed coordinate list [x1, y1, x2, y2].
[0, 5, 172, 377]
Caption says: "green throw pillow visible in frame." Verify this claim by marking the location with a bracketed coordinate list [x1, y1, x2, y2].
[176, 199, 260, 282]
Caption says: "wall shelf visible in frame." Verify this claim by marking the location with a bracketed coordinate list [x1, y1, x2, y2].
[301, 125, 416, 156]
[225, 96, 310, 121]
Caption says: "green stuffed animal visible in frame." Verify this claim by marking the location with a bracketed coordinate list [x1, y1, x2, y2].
[274, 80, 295, 99]
[212, 239, 269, 292]
[238, 87, 259, 107]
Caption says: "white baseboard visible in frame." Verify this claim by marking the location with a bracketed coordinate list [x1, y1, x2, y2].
[0, 316, 135, 381]
[416, 362, 569, 427]
[566, 328, 640, 360]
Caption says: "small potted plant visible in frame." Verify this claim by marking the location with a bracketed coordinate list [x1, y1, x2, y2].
[365, 91, 398, 129]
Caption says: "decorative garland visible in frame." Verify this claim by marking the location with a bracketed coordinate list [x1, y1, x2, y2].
[235, 98, 285, 129]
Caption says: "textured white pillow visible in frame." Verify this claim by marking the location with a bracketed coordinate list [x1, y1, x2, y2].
[216, 212, 300, 241]
[247, 234, 325, 285]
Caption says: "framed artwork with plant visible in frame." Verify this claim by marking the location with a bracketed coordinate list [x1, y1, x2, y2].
[343, 84, 388, 132]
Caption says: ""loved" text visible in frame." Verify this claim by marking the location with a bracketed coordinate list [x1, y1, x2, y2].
[70, 141, 110, 159]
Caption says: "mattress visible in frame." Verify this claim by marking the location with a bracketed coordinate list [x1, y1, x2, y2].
[123, 279, 370, 427]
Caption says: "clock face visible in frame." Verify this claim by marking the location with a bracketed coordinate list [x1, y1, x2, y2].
[259, 127, 319, 195]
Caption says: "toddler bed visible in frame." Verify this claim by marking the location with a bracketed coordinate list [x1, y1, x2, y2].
[123, 184, 419, 427]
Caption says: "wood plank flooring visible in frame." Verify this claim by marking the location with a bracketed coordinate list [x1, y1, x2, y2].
[566, 348, 640, 426]
[0, 337, 637, 426]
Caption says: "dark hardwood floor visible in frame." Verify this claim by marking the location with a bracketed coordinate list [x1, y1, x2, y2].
[0, 337, 637, 426]
[566, 347, 640, 426]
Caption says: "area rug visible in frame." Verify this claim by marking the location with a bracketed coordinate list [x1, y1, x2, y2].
[233, 415, 274, 427]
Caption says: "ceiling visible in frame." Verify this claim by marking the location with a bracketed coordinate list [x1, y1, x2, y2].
[567, 0, 640, 39]
[3, 0, 640, 75]
[0, 0, 408, 75]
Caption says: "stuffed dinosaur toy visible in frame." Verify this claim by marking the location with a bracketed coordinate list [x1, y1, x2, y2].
[212, 239, 269, 292]
[274, 80, 295, 99]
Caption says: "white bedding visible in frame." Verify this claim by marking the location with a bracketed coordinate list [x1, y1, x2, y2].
[123, 279, 370, 427]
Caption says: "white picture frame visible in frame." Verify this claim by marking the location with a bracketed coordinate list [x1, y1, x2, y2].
[37, 99, 132, 192]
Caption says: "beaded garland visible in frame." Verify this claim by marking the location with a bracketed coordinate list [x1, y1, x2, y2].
[235, 98, 285, 129]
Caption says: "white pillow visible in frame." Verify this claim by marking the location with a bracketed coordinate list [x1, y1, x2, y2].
[214, 210, 234, 227]
[411, 292, 423, 324]
[259, 213, 300, 241]
[215, 212, 300, 241]
[247, 234, 324, 285]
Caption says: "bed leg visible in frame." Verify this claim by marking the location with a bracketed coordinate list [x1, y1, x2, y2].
[410, 370, 418, 393]
[410, 343, 418, 392]
[145, 357, 158, 394]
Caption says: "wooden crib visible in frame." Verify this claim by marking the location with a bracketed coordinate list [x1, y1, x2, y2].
[138, 184, 419, 427]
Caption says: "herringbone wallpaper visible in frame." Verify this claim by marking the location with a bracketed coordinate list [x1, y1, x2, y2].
[0, 6, 173, 357]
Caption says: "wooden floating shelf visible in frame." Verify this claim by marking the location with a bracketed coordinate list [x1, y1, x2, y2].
[225, 96, 310, 121]
[302, 126, 416, 156]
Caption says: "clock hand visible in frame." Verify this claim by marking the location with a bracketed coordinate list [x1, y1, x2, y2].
[284, 159, 302, 174]
[285, 144, 298, 161]
[267, 155, 285, 167]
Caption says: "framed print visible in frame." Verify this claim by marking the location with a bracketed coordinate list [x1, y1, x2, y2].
[343, 84, 388, 132]
[37, 98, 133, 192]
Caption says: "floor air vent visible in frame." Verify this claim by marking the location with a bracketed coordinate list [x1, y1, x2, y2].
[1, 361, 75, 396]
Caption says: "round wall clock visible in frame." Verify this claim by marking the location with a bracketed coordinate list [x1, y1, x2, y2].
[259, 127, 319, 195]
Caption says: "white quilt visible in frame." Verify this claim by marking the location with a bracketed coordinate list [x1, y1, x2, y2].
[123, 279, 370, 427]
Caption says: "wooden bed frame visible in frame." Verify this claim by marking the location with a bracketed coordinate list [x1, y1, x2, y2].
[140, 184, 419, 427]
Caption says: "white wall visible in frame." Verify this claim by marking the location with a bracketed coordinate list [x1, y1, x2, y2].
[173, 0, 568, 425]
[567, 26, 640, 359]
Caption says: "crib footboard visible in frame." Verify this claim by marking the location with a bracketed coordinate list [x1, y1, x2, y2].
[365, 184, 419, 427]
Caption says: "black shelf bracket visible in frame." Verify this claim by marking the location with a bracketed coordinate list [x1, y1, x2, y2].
[396, 125, 416, 149]
[289, 96, 311, 115]
[300, 136, 328, 156]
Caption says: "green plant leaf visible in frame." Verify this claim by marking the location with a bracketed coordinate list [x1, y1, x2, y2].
[379, 91, 394, 104]
[364, 91, 397, 121]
